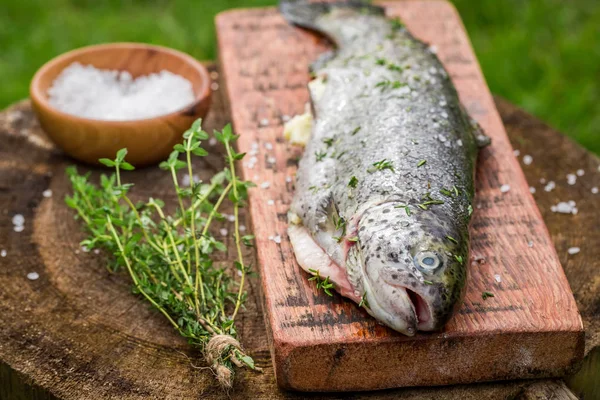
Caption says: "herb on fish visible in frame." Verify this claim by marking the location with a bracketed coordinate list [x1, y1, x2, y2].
[323, 137, 335, 147]
[348, 236, 359, 242]
[440, 188, 454, 197]
[482, 291, 495, 300]
[348, 176, 359, 188]
[417, 160, 427, 167]
[446, 235, 458, 244]
[375, 58, 387, 66]
[454, 255, 463, 263]
[387, 63, 403, 73]
[423, 280, 433, 285]
[65, 119, 259, 388]
[467, 204, 473, 216]
[422, 200, 444, 206]
[358, 292, 369, 308]
[335, 150, 347, 159]
[309, 185, 319, 194]
[315, 150, 327, 161]
[417, 204, 427, 211]
[369, 159, 395, 173]
[333, 215, 346, 233]
[351, 126, 361, 136]
[453, 185, 460, 196]
[390, 18, 404, 31]
[308, 269, 334, 296]
[376, 79, 406, 91]
[394, 204, 411, 216]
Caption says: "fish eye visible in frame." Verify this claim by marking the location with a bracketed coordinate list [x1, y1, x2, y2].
[414, 251, 442, 273]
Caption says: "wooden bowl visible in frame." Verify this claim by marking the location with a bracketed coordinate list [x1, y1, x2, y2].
[30, 43, 211, 166]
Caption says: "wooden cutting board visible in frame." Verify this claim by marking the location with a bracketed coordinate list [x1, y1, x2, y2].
[216, 0, 583, 392]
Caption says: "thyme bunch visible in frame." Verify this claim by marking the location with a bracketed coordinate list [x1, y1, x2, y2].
[65, 119, 258, 388]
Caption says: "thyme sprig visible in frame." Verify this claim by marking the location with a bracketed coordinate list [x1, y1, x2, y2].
[65, 119, 259, 388]
[308, 269, 335, 296]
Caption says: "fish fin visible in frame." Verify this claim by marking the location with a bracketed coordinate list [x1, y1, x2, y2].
[279, 1, 384, 41]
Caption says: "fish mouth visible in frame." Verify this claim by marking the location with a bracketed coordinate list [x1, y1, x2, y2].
[405, 288, 433, 330]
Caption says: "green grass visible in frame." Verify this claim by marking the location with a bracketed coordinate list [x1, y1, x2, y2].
[1, 0, 598, 153]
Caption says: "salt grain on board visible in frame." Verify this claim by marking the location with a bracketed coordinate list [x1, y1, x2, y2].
[239, 225, 247, 232]
[513, 150, 520, 157]
[566, 174, 577, 185]
[576, 169, 585, 176]
[0, 249, 6, 257]
[551, 201, 577, 214]
[522, 155, 533, 165]
[592, 187, 599, 194]
[42, 189, 52, 198]
[48, 62, 195, 120]
[12, 214, 24, 226]
[27, 272, 39, 281]
[14, 225, 24, 233]
[208, 137, 217, 146]
[567, 247, 580, 255]
[529, 187, 536, 194]
[544, 181, 556, 192]
[220, 228, 228, 237]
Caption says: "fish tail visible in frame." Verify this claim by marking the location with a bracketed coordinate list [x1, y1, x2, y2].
[279, 1, 385, 36]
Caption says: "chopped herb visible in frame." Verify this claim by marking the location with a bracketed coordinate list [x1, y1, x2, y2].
[394, 204, 411, 216]
[369, 159, 395, 172]
[308, 269, 335, 296]
[440, 188, 453, 197]
[322, 137, 334, 147]
[468, 204, 473, 216]
[308, 185, 319, 194]
[333, 215, 346, 235]
[358, 292, 369, 308]
[348, 236, 359, 242]
[482, 291, 495, 300]
[351, 126, 361, 135]
[423, 280, 433, 285]
[417, 160, 427, 167]
[376, 79, 405, 91]
[390, 18, 404, 31]
[453, 185, 460, 196]
[315, 150, 327, 162]
[446, 235, 458, 244]
[375, 58, 387, 66]
[335, 150, 347, 159]
[454, 255, 463, 263]
[422, 200, 444, 206]
[387, 63, 403, 73]
[348, 176, 358, 188]
[417, 204, 428, 210]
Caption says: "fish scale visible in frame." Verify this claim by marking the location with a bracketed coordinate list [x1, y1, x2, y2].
[283, 1, 488, 335]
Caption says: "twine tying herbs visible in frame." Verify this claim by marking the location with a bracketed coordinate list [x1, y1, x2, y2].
[65, 119, 258, 388]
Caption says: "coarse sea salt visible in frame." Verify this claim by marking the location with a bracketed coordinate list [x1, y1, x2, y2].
[47, 62, 195, 121]
[27, 272, 39, 280]
[522, 155, 533, 165]
[500, 184, 510, 193]
[592, 187, 599, 194]
[567, 247, 580, 255]
[529, 186, 536, 194]
[42, 189, 52, 198]
[1, 249, 6, 257]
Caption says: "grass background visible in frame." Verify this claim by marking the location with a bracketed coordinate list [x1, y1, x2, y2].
[1, 0, 598, 153]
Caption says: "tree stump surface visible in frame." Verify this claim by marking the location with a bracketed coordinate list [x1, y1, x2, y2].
[0, 63, 598, 398]
[216, 1, 583, 391]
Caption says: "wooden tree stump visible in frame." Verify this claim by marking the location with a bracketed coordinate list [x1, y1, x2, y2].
[0, 63, 598, 399]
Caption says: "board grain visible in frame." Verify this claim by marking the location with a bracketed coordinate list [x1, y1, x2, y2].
[216, 0, 584, 391]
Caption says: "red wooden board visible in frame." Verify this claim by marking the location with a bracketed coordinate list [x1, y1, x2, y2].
[216, 0, 584, 391]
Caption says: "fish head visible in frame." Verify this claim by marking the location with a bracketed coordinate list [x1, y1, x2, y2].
[352, 202, 468, 335]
